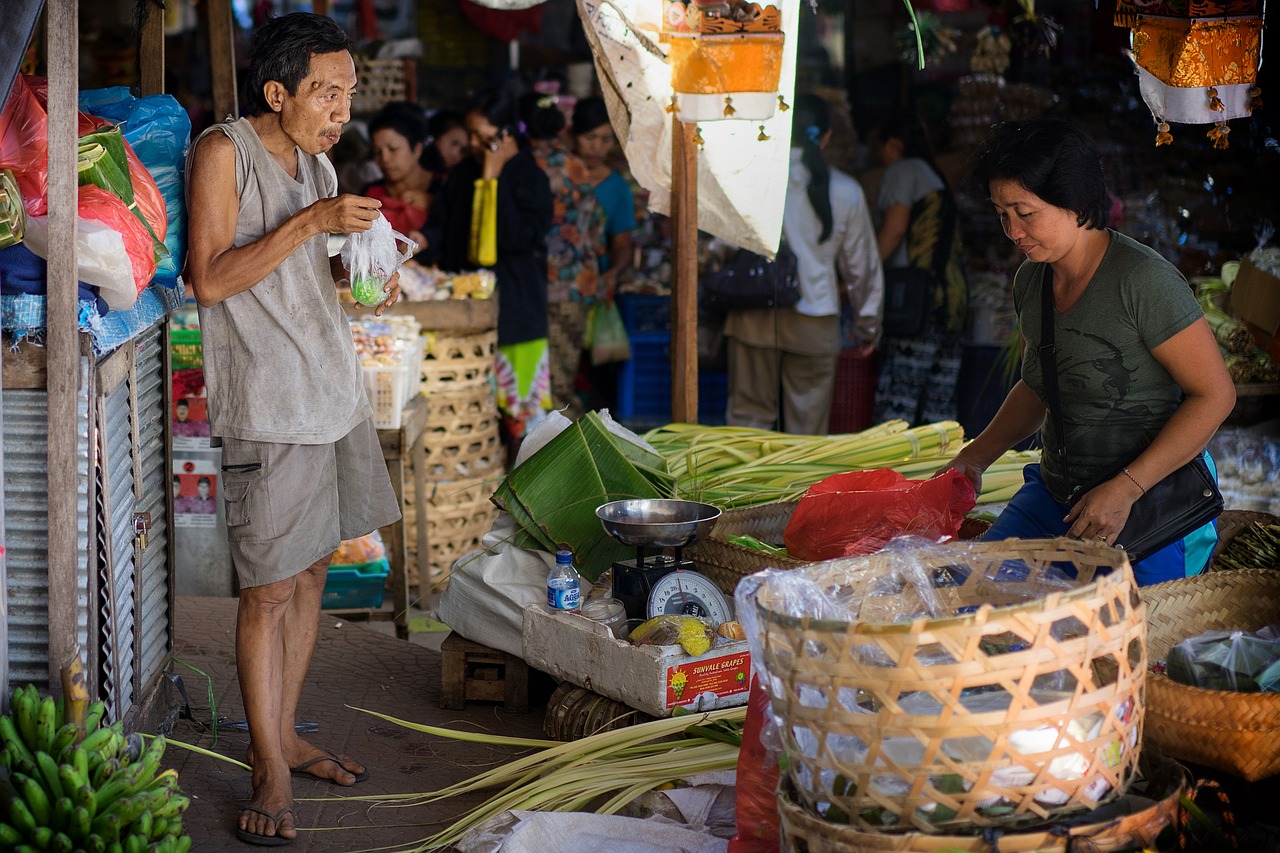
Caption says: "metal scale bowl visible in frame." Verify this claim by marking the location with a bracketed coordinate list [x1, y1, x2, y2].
[596, 499, 731, 623]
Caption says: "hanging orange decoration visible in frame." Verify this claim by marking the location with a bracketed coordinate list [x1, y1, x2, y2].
[723, 95, 736, 117]
[1156, 119, 1173, 146]
[1248, 85, 1263, 111]
[693, 124, 706, 148]
[1207, 87, 1224, 111]
[757, 125, 770, 141]
[777, 94, 790, 111]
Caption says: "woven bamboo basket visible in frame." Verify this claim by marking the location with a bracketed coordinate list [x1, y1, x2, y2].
[351, 57, 416, 115]
[750, 539, 1145, 833]
[776, 750, 1186, 853]
[403, 475, 499, 590]
[1141, 569, 1280, 781]
[1209, 509, 1280, 569]
[422, 385, 503, 480]
[420, 329, 497, 394]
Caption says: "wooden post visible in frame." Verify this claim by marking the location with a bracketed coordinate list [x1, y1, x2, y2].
[208, 0, 239, 121]
[139, 0, 165, 96]
[669, 120, 699, 423]
[45, 0, 80, 690]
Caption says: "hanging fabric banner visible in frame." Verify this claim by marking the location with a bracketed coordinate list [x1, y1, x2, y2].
[575, 0, 800, 257]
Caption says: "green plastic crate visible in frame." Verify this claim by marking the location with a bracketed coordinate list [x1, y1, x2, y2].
[321, 558, 390, 610]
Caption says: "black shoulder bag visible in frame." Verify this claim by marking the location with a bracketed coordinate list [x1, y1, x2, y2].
[1039, 267, 1222, 564]
[700, 242, 800, 316]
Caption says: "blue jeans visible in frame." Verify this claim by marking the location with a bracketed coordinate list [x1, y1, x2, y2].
[983, 461, 1218, 586]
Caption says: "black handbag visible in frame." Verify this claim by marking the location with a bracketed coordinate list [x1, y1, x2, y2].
[700, 243, 800, 315]
[1039, 267, 1223, 563]
[882, 266, 935, 338]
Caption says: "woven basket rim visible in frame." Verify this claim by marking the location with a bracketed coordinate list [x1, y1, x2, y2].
[753, 538, 1134, 634]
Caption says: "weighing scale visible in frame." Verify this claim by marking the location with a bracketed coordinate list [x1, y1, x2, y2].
[596, 499, 732, 624]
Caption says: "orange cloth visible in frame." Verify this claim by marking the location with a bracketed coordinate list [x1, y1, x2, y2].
[1132, 16, 1262, 88]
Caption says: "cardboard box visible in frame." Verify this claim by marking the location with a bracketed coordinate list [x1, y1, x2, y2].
[522, 605, 750, 718]
[1231, 256, 1280, 344]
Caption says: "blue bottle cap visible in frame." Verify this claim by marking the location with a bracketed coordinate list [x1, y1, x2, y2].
[556, 549, 573, 564]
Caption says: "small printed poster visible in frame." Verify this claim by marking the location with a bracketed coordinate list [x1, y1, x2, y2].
[172, 368, 211, 451]
[664, 651, 750, 709]
[173, 458, 217, 528]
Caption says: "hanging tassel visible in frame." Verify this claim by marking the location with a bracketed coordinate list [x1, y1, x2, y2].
[1206, 121, 1230, 150]
[1155, 120, 1173, 147]
[1207, 87, 1224, 112]
[723, 96, 736, 117]
[757, 125, 770, 142]
[1248, 85, 1263, 112]
[777, 94, 790, 112]
[693, 125, 705, 148]
[666, 95, 679, 115]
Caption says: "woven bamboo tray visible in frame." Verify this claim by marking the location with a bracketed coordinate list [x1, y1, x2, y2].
[421, 329, 497, 394]
[1209, 509, 1280, 569]
[1141, 569, 1280, 781]
[351, 57, 415, 115]
[750, 539, 1145, 833]
[776, 750, 1186, 853]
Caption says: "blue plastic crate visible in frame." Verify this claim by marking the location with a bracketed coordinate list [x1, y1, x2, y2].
[322, 558, 390, 610]
[617, 330, 729, 425]
[617, 294, 671, 335]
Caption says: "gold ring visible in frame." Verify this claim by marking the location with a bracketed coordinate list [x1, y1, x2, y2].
[1097, 533, 1107, 540]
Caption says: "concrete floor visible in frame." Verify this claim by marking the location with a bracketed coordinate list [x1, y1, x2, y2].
[162, 596, 556, 853]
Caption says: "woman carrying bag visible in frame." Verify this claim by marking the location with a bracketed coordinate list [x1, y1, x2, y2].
[943, 119, 1234, 585]
[723, 94, 883, 435]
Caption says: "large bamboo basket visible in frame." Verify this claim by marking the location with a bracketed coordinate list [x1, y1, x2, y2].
[689, 501, 803, 593]
[1141, 569, 1280, 781]
[749, 539, 1145, 834]
[776, 750, 1186, 853]
[421, 385, 503, 481]
[420, 329, 497, 394]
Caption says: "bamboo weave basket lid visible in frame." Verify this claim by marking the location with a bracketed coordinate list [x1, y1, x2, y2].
[1141, 569, 1280, 781]
[741, 538, 1146, 833]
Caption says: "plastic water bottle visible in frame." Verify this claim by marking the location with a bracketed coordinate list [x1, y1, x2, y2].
[546, 549, 581, 613]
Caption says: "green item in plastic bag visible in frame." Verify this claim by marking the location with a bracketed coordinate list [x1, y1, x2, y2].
[585, 301, 632, 365]
[351, 274, 384, 306]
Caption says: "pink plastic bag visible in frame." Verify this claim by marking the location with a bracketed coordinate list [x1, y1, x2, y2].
[783, 469, 976, 562]
[0, 75, 50, 217]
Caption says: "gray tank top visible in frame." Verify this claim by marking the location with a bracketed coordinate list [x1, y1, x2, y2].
[192, 118, 370, 445]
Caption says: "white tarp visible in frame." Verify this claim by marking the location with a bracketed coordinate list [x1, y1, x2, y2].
[575, 0, 801, 257]
[465, 0, 548, 9]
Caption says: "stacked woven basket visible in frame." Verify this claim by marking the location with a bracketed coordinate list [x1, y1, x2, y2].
[406, 327, 502, 593]
[736, 538, 1191, 852]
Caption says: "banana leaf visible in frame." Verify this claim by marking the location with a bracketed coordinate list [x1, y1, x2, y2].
[78, 127, 167, 262]
[500, 412, 673, 582]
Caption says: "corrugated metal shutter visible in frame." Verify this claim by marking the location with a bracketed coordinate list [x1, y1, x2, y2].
[99, 376, 137, 719]
[1, 365, 92, 685]
[134, 329, 171, 691]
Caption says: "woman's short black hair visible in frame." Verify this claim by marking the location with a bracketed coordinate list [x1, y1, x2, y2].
[571, 96, 611, 136]
[427, 109, 466, 142]
[466, 88, 522, 136]
[243, 13, 353, 118]
[518, 92, 566, 141]
[967, 118, 1110, 230]
[368, 103, 427, 149]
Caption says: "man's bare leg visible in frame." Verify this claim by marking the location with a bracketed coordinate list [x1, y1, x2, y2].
[236, 576, 298, 842]
[246, 555, 365, 784]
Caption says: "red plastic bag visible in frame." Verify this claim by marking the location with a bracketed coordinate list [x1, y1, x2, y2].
[0, 75, 50, 217]
[78, 184, 156, 296]
[783, 469, 976, 562]
[727, 676, 780, 853]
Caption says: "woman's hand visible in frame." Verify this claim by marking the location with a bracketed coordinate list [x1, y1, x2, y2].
[482, 132, 519, 180]
[935, 453, 985, 494]
[1063, 474, 1144, 546]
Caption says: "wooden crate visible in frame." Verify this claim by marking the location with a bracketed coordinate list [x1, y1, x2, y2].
[439, 631, 529, 713]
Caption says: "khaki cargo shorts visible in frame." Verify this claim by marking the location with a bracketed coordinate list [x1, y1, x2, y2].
[219, 417, 401, 588]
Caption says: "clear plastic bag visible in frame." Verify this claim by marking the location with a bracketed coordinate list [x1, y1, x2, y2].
[1166, 625, 1280, 693]
[341, 214, 416, 307]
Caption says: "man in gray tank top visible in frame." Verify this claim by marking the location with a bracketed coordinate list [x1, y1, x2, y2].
[184, 13, 402, 846]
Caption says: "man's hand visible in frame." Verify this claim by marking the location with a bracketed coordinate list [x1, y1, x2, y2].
[372, 270, 401, 317]
[311, 194, 382, 235]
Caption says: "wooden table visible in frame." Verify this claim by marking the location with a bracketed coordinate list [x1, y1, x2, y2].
[329, 393, 429, 639]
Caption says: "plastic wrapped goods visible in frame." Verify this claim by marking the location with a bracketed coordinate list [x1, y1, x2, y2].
[1166, 626, 1280, 693]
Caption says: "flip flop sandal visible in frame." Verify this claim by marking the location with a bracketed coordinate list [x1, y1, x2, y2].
[235, 805, 296, 847]
[290, 752, 369, 784]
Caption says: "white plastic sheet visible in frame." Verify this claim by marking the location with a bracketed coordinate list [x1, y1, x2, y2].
[575, 0, 801, 257]
[457, 810, 730, 853]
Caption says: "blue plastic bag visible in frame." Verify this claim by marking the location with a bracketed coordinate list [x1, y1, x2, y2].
[79, 87, 190, 287]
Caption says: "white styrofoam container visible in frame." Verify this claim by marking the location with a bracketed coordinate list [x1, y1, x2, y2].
[522, 604, 751, 718]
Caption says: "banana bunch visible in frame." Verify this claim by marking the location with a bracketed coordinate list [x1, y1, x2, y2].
[1, 685, 191, 853]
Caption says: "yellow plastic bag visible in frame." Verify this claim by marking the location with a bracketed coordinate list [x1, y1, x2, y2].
[468, 178, 498, 267]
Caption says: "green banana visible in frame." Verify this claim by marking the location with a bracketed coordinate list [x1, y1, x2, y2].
[56, 766, 81, 803]
[135, 810, 152, 840]
[51, 831, 74, 853]
[90, 757, 120, 790]
[0, 821, 24, 845]
[52, 795, 73, 834]
[1, 713, 37, 768]
[35, 697, 58, 753]
[70, 783, 95, 817]
[175, 836, 192, 853]
[129, 736, 164, 787]
[72, 748, 88, 786]
[92, 772, 138, 815]
[84, 704, 104, 738]
[14, 689, 39, 751]
[36, 751, 64, 801]
[78, 728, 117, 759]
[84, 833, 106, 853]
[70, 804, 93, 842]
[90, 811, 121, 844]
[16, 772, 51, 827]
[50, 724, 78, 759]
[124, 831, 146, 853]
[151, 791, 189, 819]
[15, 844, 41, 853]
[7, 788, 38, 835]
[149, 816, 169, 840]
[106, 841, 123, 853]
[31, 826, 54, 849]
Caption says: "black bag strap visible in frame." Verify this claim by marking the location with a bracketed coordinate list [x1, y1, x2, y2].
[1039, 265, 1069, 471]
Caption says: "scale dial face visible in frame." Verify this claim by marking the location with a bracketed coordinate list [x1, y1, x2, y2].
[646, 569, 733, 624]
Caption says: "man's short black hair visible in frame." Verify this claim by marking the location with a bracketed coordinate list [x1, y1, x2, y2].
[243, 13, 353, 118]
[967, 119, 1110, 230]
